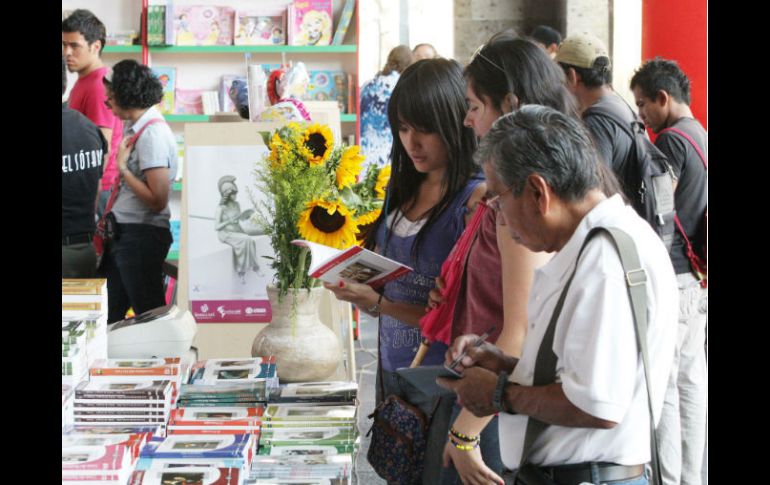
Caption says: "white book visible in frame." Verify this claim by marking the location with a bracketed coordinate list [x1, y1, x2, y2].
[291, 239, 411, 288]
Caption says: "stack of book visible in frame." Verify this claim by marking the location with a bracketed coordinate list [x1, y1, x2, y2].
[62, 320, 89, 387]
[62, 440, 135, 484]
[62, 426, 156, 464]
[268, 381, 357, 405]
[72, 380, 174, 431]
[248, 452, 353, 484]
[62, 383, 74, 429]
[189, 357, 279, 389]
[88, 357, 191, 407]
[177, 382, 269, 408]
[129, 464, 244, 484]
[62, 278, 109, 370]
[258, 404, 358, 456]
[133, 433, 255, 482]
[168, 406, 263, 435]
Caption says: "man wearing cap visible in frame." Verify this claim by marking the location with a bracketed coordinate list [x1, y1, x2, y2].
[437, 106, 677, 485]
[555, 33, 641, 185]
[63, 9, 123, 218]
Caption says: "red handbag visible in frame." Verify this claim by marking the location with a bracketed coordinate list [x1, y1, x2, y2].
[419, 201, 489, 345]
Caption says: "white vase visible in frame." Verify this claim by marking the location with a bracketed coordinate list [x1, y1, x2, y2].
[252, 285, 341, 382]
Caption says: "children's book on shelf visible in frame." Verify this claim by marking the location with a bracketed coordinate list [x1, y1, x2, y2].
[147, 4, 166, 46]
[151, 67, 175, 114]
[175, 89, 204, 115]
[172, 5, 235, 46]
[331, 0, 355, 45]
[287, 0, 333, 46]
[291, 239, 411, 288]
[235, 9, 286, 45]
[304, 70, 349, 114]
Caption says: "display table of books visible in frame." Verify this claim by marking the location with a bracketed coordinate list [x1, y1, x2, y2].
[62, 280, 359, 485]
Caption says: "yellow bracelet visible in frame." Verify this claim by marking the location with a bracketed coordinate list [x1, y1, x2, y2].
[449, 427, 480, 443]
[449, 437, 479, 451]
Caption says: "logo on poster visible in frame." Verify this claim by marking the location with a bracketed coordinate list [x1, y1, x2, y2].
[201, 304, 209, 313]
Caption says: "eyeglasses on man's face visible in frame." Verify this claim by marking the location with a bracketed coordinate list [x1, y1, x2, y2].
[486, 185, 514, 212]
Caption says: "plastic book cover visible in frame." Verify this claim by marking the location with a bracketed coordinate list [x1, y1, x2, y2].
[129, 466, 241, 485]
[331, 0, 355, 45]
[269, 381, 357, 403]
[262, 444, 354, 457]
[220, 75, 246, 113]
[75, 380, 172, 399]
[262, 405, 356, 421]
[172, 6, 235, 46]
[141, 434, 252, 459]
[152, 67, 176, 114]
[287, 0, 333, 46]
[235, 10, 286, 45]
[260, 427, 357, 446]
[90, 358, 181, 377]
[304, 70, 348, 114]
[175, 89, 204, 115]
[62, 443, 132, 472]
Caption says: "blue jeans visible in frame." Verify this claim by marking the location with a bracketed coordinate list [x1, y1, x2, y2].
[440, 401, 503, 484]
[375, 368, 454, 485]
[100, 223, 172, 323]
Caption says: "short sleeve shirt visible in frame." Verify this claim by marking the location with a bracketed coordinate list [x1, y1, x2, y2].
[111, 106, 177, 228]
[498, 195, 678, 469]
[583, 94, 636, 173]
[68, 66, 124, 191]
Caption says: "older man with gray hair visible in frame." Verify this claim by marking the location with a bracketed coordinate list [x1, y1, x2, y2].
[437, 105, 677, 485]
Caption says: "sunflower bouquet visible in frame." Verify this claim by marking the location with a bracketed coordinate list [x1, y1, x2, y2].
[254, 122, 391, 297]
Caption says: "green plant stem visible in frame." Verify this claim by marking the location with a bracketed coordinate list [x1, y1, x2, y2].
[293, 247, 309, 291]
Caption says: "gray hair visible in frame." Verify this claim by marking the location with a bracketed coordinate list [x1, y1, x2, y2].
[474, 105, 601, 202]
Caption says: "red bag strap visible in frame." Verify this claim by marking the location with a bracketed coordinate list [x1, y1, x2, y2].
[103, 118, 165, 213]
[659, 126, 707, 169]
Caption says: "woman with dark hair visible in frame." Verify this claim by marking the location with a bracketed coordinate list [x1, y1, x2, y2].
[325, 58, 486, 484]
[359, 44, 414, 167]
[101, 59, 177, 323]
[427, 38, 579, 485]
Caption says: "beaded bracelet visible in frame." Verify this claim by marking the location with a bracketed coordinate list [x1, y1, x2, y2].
[449, 427, 480, 443]
[449, 436, 480, 451]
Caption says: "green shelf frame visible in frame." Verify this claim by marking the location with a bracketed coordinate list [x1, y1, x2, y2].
[105, 45, 356, 54]
[164, 114, 210, 123]
[103, 45, 142, 53]
[340, 114, 357, 122]
[166, 250, 179, 261]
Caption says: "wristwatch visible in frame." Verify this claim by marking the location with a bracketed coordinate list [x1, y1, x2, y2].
[492, 371, 510, 414]
[366, 294, 385, 316]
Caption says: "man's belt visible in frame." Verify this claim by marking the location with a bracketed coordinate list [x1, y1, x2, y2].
[541, 462, 645, 484]
[62, 233, 93, 245]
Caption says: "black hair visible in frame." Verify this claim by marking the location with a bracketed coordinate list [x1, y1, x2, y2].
[103, 60, 163, 110]
[62, 56, 67, 95]
[630, 57, 692, 105]
[365, 58, 478, 258]
[530, 25, 562, 47]
[558, 58, 612, 88]
[62, 9, 106, 55]
[464, 38, 578, 117]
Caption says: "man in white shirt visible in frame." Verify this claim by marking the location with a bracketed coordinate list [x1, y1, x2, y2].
[438, 106, 677, 485]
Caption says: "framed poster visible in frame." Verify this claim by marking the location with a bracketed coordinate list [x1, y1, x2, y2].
[184, 122, 281, 323]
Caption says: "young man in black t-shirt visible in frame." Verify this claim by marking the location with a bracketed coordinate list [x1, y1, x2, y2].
[631, 57, 708, 485]
[62, 56, 106, 277]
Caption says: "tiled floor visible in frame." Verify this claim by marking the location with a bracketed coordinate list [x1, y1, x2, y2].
[352, 312, 386, 485]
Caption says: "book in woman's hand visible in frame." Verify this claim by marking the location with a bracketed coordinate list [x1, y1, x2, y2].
[291, 239, 412, 288]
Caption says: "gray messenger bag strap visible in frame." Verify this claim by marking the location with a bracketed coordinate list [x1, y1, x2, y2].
[512, 226, 662, 485]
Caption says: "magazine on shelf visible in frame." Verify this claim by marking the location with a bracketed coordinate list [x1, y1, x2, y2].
[291, 239, 411, 288]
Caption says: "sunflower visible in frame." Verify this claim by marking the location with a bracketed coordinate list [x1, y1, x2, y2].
[354, 208, 382, 245]
[374, 165, 391, 199]
[301, 124, 334, 166]
[336, 146, 365, 189]
[297, 199, 359, 249]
